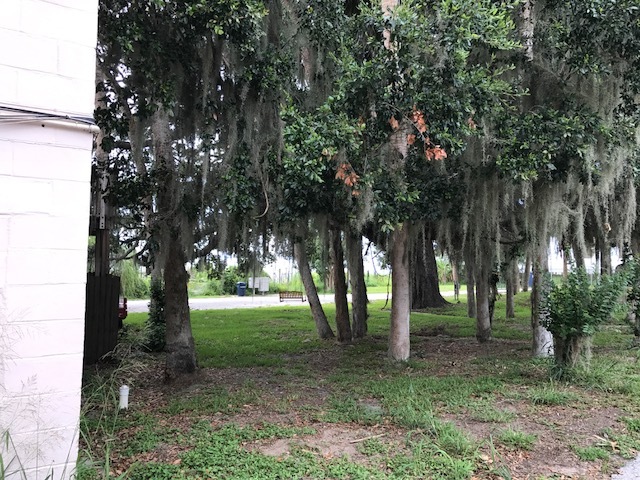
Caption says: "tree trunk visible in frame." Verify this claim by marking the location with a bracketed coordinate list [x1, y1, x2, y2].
[600, 236, 612, 276]
[572, 238, 585, 270]
[512, 259, 520, 294]
[330, 228, 352, 343]
[464, 245, 477, 318]
[163, 233, 197, 379]
[522, 253, 531, 292]
[152, 109, 197, 379]
[411, 226, 448, 309]
[554, 335, 592, 370]
[475, 252, 492, 343]
[505, 259, 516, 319]
[294, 237, 334, 339]
[346, 230, 368, 339]
[531, 244, 554, 357]
[389, 224, 411, 361]
[451, 260, 461, 301]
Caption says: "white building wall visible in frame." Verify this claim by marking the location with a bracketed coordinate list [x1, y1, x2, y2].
[0, 1, 98, 478]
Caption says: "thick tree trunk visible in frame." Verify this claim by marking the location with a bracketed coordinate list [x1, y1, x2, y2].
[163, 234, 197, 379]
[330, 228, 352, 343]
[153, 109, 197, 379]
[294, 238, 334, 339]
[531, 244, 554, 357]
[389, 224, 411, 361]
[522, 253, 531, 292]
[346, 230, 368, 339]
[411, 226, 448, 309]
[464, 245, 477, 318]
[475, 252, 492, 343]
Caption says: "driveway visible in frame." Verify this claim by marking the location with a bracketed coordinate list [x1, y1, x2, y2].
[127, 292, 396, 313]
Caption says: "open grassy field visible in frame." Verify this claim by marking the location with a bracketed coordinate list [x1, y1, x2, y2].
[79, 293, 640, 479]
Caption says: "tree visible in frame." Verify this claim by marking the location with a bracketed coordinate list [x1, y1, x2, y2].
[293, 227, 335, 339]
[498, 0, 640, 354]
[411, 225, 448, 309]
[97, 0, 270, 378]
[318, 0, 521, 360]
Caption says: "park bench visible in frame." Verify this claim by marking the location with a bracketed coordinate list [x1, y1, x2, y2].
[279, 291, 306, 302]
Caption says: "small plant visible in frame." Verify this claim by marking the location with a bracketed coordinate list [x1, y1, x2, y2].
[469, 401, 515, 423]
[623, 417, 640, 433]
[572, 445, 609, 461]
[358, 437, 391, 456]
[144, 275, 165, 352]
[596, 428, 640, 459]
[322, 396, 385, 425]
[497, 428, 536, 451]
[541, 267, 626, 372]
[527, 383, 579, 406]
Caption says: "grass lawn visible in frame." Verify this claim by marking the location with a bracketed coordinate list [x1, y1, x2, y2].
[78, 293, 640, 479]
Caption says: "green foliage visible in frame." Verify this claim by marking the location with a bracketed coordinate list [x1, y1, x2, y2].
[540, 0, 640, 107]
[572, 445, 610, 461]
[495, 105, 601, 182]
[220, 266, 244, 295]
[283, 0, 522, 230]
[541, 268, 627, 339]
[117, 260, 149, 299]
[625, 257, 640, 334]
[144, 276, 166, 352]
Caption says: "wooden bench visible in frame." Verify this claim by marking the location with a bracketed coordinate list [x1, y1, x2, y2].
[279, 291, 306, 302]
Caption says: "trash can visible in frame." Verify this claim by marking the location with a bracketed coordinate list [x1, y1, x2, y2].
[236, 282, 247, 297]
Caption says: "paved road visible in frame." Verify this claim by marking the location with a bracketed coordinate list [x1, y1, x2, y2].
[612, 457, 640, 479]
[127, 291, 397, 313]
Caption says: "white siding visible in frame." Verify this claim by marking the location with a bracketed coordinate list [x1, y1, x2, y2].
[0, 1, 98, 478]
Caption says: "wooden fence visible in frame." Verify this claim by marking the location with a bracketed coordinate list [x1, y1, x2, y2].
[84, 273, 120, 364]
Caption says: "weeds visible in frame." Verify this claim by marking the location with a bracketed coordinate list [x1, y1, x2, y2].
[497, 428, 537, 451]
[527, 382, 579, 406]
[572, 445, 610, 461]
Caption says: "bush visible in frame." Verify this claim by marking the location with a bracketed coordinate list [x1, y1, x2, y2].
[541, 267, 626, 371]
[221, 267, 243, 295]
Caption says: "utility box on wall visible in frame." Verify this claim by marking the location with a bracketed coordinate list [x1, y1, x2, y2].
[0, 1, 99, 478]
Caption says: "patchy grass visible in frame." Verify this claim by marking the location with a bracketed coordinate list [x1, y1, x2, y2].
[497, 428, 537, 451]
[81, 292, 640, 479]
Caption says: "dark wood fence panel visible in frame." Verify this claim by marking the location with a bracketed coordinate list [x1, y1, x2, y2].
[84, 273, 120, 364]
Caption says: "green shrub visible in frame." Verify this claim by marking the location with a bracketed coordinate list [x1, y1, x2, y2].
[145, 276, 165, 352]
[221, 266, 243, 295]
[541, 268, 626, 371]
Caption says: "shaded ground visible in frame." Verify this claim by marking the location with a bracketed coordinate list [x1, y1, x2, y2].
[84, 331, 640, 480]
